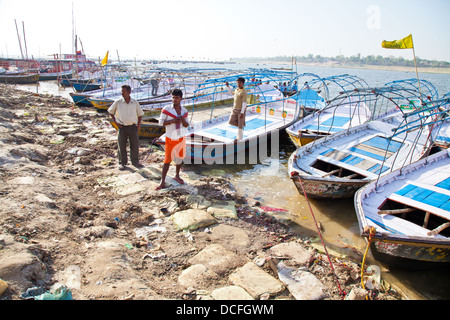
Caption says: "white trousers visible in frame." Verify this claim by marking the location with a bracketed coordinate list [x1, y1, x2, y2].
[237, 127, 243, 140]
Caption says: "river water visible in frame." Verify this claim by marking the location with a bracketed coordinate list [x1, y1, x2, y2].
[15, 62, 450, 299]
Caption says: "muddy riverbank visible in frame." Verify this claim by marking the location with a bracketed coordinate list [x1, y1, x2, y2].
[0, 84, 401, 301]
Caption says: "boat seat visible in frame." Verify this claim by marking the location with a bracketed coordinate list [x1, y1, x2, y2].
[195, 115, 279, 143]
[197, 128, 238, 143]
[389, 183, 450, 222]
[302, 116, 351, 134]
[348, 136, 403, 162]
[366, 209, 447, 238]
[318, 148, 390, 177]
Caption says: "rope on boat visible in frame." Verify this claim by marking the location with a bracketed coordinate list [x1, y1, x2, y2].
[360, 226, 376, 300]
[294, 176, 345, 298]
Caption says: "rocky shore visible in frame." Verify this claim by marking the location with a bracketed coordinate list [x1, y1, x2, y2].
[0, 84, 401, 301]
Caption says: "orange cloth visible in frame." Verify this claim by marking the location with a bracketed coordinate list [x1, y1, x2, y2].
[164, 137, 186, 164]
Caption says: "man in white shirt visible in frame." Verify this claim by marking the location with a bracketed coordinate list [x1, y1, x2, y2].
[156, 89, 189, 190]
[108, 85, 144, 170]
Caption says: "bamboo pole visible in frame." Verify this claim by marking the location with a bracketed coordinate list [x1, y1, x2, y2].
[22, 21, 28, 61]
[14, 19, 24, 60]
[411, 35, 422, 99]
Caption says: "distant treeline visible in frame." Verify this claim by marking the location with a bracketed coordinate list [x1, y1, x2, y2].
[234, 54, 450, 68]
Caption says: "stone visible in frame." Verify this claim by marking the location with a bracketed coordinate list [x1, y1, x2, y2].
[115, 184, 147, 196]
[277, 261, 326, 300]
[207, 200, 237, 219]
[229, 262, 285, 299]
[178, 264, 219, 289]
[117, 172, 147, 185]
[10, 176, 34, 185]
[211, 286, 254, 300]
[35, 193, 54, 204]
[209, 224, 251, 251]
[186, 194, 212, 210]
[172, 209, 217, 231]
[188, 244, 247, 275]
[268, 241, 313, 265]
[345, 287, 369, 300]
[0, 252, 46, 286]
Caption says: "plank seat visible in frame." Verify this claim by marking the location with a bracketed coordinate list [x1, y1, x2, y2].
[390, 183, 450, 221]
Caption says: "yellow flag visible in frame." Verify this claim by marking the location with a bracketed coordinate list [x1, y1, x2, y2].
[382, 34, 414, 49]
[101, 51, 109, 66]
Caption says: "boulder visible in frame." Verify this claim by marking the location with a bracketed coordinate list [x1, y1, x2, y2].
[277, 261, 326, 300]
[229, 262, 284, 299]
[172, 209, 217, 231]
[207, 200, 237, 219]
[211, 286, 254, 300]
[178, 264, 219, 289]
[188, 244, 247, 275]
[268, 241, 313, 265]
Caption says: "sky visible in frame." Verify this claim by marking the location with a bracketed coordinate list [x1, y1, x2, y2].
[0, 0, 449, 62]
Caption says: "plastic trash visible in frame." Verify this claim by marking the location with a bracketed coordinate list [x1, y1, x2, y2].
[20, 286, 45, 299]
[34, 284, 73, 300]
[364, 265, 381, 290]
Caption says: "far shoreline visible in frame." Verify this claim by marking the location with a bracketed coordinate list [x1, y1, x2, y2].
[233, 59, 450, 75]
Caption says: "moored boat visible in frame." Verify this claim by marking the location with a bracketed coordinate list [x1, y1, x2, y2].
[39, 70, 73, 81]
[354, 149, 450, 268]
[288, 87, 441, 200]
[109, 116, 166, 139]
[0, 72, 39, 84]
[155, 73, 301, 164]
[286, 95, 372, 148]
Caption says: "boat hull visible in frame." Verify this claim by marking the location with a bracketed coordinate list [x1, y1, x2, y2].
[368, 236, 450, 269]
[39, 71, 73, 81]
[70, 92, 98, 106]
[287, 131, 321, 148]
[0, 73, 39, 84]
[110, 121, 165, 139]
[90, 98, 112, 110]
[290, 174, 367, 200]
[72, 82, 102, 92]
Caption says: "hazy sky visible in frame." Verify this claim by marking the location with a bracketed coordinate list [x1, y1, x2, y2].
[1, 0, 449, 62]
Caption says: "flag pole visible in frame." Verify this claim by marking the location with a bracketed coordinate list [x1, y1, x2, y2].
[410, 35, 422, 99]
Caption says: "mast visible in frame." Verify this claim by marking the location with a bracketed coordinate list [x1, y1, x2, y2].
[22, 21, 29, 60]
[14, 19, 24, 60]
[72, 2, 75, 54]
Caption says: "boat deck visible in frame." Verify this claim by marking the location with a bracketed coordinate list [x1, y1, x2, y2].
[361, 152, 450, 239]
[315, 134, 405, 179]
[191, 113, 285, 143]
[302, 115, 351, 134]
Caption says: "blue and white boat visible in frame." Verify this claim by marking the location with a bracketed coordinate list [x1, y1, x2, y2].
[286, 96, 372, 147]
[288, 87, 440, 200]
[354, 148, 450, 268]
[156, 72, 302, 163]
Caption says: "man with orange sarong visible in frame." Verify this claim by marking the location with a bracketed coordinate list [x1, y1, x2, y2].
[156, 89, 189, 190]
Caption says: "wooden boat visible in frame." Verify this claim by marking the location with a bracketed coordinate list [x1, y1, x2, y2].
[39, 70, 73, 81]
[71, 81, 102, 92]
[288, 88, 447, 200]
[0, 72, 39, 84]
[69, 86, 108, 107]
[286, 96, 372, 148]
[110, 116, 165, 139]
[288, 116, 435, 200]
[354, 149, 450, 268]
[155, 80, 301, 164]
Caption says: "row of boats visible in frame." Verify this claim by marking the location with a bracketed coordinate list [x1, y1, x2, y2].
[67, 68, 449, 269]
